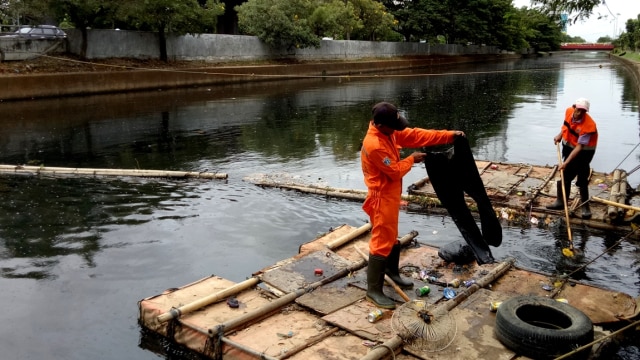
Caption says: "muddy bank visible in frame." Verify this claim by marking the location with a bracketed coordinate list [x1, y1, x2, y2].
[0, 54, 520, 101]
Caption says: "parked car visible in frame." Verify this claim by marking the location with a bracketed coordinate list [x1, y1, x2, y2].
[7, 25, 67, 39]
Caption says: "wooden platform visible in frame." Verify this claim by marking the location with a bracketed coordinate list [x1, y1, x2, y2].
[138, 224, 638, 360]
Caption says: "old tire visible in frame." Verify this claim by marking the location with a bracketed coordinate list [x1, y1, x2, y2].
[495, 296, 593, 359]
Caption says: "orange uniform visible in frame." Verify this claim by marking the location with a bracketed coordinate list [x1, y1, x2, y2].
[361, 121, 456, 256]
[562, 107, 598, 150]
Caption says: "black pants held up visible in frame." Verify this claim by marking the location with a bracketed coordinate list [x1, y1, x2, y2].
[424, 136, 502, 265]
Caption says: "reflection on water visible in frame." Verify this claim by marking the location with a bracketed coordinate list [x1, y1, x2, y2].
[0, 52, 638, 360]
[0, 176, 199, 279]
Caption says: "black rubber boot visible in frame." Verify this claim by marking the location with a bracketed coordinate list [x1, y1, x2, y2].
[385, 244, 413, 289]
[366, 254, 396, 309]
[546, 180, 566, 210]
[579, 185, 591, 219]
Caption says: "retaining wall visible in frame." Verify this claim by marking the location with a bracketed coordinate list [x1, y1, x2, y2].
[0, 55, 520, 101]
[66, 29, 503, 61]
[612, 54, 640, 97]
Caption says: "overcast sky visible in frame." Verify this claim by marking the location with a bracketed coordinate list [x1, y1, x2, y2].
[513, 0, 639, 42]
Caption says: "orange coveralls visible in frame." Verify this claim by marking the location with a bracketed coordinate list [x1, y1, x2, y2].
[361, 121, 456, 257]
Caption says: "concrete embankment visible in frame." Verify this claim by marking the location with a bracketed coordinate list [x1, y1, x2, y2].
[0, 54, 520, 101]
[612, 55, 640, 95]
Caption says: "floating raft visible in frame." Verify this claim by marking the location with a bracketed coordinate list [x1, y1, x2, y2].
[0, 164, 228, 179]
[138, 224, 638, 360]
[247, 161, 640, 233]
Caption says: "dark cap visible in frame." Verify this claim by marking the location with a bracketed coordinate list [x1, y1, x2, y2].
[372, 102, 409, 131]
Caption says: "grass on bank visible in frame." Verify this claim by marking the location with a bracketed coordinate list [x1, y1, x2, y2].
[620, 51, 640, 62]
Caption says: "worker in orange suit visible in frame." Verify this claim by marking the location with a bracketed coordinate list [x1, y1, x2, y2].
[361, 102, 465, 309]
[546, 98, 598, 219]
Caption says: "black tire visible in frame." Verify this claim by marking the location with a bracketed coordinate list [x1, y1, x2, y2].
[494, 296, 593, 359]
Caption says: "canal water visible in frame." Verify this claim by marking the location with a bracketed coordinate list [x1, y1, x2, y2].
[0, 52, 638, 359]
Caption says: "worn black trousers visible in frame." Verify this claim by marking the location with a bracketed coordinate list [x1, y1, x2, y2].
[424, 136, 502, 264]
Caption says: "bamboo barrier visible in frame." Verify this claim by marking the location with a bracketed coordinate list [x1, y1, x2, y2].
[156, 277, 260, 324]
[0, 164, 228, 180]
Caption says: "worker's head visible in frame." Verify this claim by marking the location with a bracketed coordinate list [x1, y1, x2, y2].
[372, 102, 408, 132]
[573, 98, 590, 119]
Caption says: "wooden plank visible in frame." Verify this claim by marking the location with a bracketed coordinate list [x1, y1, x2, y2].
[322, 299, 397, 341]
[223, 307, 327, 359]
[296, 273, 366, 315]
[261, 250, 353, 294]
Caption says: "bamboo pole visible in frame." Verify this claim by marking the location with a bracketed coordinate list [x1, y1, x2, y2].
[556, 143, 574, 253]
[207, 258, 368, 337]
[219, 336, 280, 360]
[156, 277, 260, 323]
[276, 327, 340, 360]
[608, 169, 622, 219]
[592, 196, 640, 212]
[353, 245, 411, 302]
[554, 319, 640, 360]
[443, 257, 515, 311]
[359, 336, 404, 360]
[325, 222, 372, 249]
[0, 164, 228, 179]
[397, 230, 419, 247]
[525, 164, 557, 209]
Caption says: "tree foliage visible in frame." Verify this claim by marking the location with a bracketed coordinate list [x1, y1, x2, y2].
[0, 0, 579, 55]
[528, 0, 601, 23]
[117, 0, 224, 61]
[616, 16, 640, 52]
[235, 0, 319, 50]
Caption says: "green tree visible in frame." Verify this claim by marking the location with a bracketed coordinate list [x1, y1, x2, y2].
[118, 0, 224, 61]
[49, 0, 119, 59]
[596, 35, 612, 43]
[235, 0, 319, 49]
[560, 33, 586, 43]
[520, 7, 563, 51]
[0, 0, 53, 26]
[349, 0, 399, 41]
[529, 0, 602, 23]
[308, 0, 362, 40]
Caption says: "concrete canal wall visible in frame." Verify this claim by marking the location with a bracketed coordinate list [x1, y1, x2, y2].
[0, 55, 520, 101]
[65, 29, 503, 61]
[613, 54, 640, 96]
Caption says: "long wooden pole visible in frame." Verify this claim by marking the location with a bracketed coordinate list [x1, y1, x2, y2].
[556, 143, 574, 252]
[353, 245, 411, 302]
[0, 164, 228, 179]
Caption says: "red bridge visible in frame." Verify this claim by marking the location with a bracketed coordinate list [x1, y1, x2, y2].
[560, 43, 614, 51]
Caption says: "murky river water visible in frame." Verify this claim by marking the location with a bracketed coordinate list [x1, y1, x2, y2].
[0, 52, 638, 359]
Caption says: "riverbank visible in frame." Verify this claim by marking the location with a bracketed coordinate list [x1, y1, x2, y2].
[614, 52, 640, 96]
[0, 53, 519, 101]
